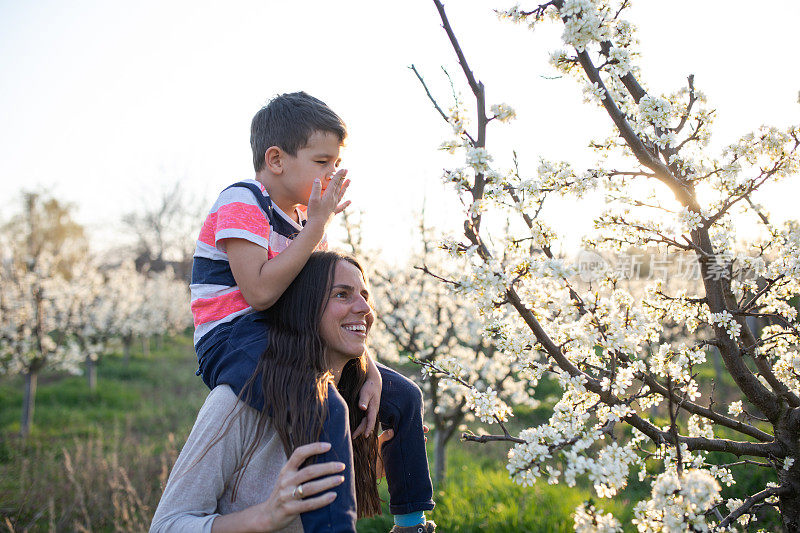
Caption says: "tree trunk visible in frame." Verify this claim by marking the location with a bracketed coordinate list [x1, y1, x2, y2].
[777, 417, 800, 532]
[155, 334, 164, 351]
[141, 336, 150, 356]
[20, 370, 38, 437]
[780, 489, 800, 532]
[123, 334, 132, 365]
[85, 354, 96, 391]
[434, 428, 448, 488]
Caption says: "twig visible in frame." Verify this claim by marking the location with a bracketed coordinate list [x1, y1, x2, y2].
[414, 264, 462, 287]
[409, 64, 450, 124]
[462, 430, 524, 444]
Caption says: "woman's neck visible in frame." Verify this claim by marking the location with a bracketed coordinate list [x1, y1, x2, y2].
[327, 353, 347, 386]
[330, 363, 344, 386]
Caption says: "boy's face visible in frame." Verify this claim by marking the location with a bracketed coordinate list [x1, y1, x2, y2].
[281, 130, 342, 206]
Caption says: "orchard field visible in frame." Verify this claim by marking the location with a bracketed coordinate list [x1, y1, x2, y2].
[0, 334, 629, 532]
[0, 334, 783, 531]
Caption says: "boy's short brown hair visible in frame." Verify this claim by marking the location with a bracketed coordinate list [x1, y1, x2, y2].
[250, 92, 347, 172]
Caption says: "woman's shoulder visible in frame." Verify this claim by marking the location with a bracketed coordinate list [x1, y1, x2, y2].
[195, 385, 259, 431]
[205, 384, 240, 407]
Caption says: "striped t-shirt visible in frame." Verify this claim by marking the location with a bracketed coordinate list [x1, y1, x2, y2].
[190, 179, 326, 349]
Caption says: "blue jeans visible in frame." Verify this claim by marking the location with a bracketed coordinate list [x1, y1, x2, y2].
[196, 313, 435, 529]
[306, 383, 358, 532]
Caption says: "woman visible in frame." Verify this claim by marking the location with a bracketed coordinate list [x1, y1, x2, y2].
[151, 252, 383, 532]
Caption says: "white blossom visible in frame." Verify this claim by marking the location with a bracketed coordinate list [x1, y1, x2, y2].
[709, 310, 742, 340]
[573, 502, 622, 533]
[638, 95, 673, 129]
[465, 147, 493, 173]
[465, 386, 513, 423]
[490, 103, 516, 122]
[727, 400, 743, 417]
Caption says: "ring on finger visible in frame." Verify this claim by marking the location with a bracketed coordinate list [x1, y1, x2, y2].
[292, 484, 305, 499]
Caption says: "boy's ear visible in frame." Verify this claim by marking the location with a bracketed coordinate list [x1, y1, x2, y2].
[264, 146, 284, 174]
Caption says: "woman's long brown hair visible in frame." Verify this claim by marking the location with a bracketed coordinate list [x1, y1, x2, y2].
[234, 251, 380, 517]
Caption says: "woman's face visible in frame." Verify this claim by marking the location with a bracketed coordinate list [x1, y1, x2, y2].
[320, 260, 374, 363]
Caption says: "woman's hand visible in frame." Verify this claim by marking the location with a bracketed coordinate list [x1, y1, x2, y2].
[211, 442, 345, 533]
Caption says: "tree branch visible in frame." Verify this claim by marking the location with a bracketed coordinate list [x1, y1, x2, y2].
[432, 0, 482, 101]
[432, 0, 488, 224]
[638, 372, 773, 442]
[718, 485, 788, 529]
[574, 50, 698, 208]
[624, 412, 782, 458]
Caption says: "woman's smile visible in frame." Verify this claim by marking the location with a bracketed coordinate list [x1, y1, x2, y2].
[342, 323, 367, 336]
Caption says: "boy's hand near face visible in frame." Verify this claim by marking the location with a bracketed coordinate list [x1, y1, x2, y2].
[305, 169, 350, 234]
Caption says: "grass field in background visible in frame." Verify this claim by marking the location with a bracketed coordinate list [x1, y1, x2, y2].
[0, 336, 208, 531]
[1, 335, 748, 532]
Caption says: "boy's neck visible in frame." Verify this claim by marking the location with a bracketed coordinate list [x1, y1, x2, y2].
[254, 171, 300, 223]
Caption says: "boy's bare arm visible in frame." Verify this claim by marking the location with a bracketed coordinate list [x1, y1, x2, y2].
[226, 224, 323, 310]
[227, 173, 349, 311]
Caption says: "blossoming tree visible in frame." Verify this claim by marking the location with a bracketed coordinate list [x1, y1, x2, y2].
[0, 193, 192, 433]
[139, 267, 193, 343]
[0, 194, 84, 436]
[413, 0, 800, 529]
[55, 253, 117, 390]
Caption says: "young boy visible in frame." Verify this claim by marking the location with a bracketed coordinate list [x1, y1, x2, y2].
[190, 92, 435, 532]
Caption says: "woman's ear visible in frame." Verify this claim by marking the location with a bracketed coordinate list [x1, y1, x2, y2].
[265, 146, 283, 174]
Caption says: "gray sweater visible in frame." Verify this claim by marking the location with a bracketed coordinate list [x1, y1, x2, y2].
[150, 385, 303, 532]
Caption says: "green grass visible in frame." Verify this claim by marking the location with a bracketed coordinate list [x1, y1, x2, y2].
[357, 444, 632, 533]
[0, 335, 205, 440]
[0, 336, 208, 531]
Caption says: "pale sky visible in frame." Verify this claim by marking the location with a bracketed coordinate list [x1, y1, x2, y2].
[1, 0, 798, 260]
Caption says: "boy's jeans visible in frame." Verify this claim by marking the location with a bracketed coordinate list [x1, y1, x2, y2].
[196, 312, 435, 528]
